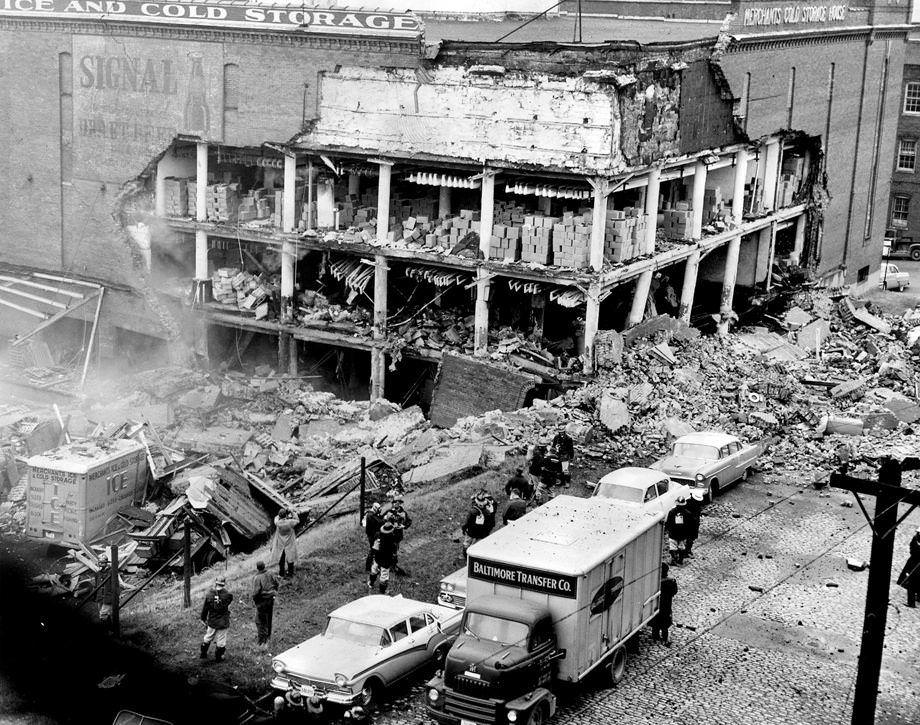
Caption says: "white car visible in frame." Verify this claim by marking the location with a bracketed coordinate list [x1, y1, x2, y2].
[881, 263, 910, 291]
[591, 466, 690, 514]
[271, 595, 461, 711]
[652, 431, 759, 501]
[437, 567, 467, 610]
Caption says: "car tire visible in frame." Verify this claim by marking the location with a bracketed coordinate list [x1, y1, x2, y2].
[707, 480, 720, 502]
[911, 247, 920, 261]
[359, 678, 381, 709]
[605, 647, 627, 687]
[741, 467, 751, 483]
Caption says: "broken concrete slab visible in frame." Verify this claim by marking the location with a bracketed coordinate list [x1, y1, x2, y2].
[599, 393, 630, 433]
[662, 417, 694, 439]
[594, 329, 624, 368]
[623, 315, 699, 346]
[628, 382, 654, 405]
[176, 385, 221, 410]
[830, 378, 867, 399]
[907, 326, 920, 349]
[299, 418, 348, 438]
[271, 413, 295, 443]
[797, 319, 831, 352]
[403, 443, 484, 486]
[784, 306, 813, 330]
[882, 393, 920, 424]
[649, 342, 678, 365]
[367, 405, 425, 445]
[817, 415, 864, 437]
[169, 425, 253, 456]
[843, 298, 892, 335]
[863, 410, 899, 431]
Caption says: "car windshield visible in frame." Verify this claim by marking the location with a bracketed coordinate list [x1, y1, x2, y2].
[463, 612, 530, 647]
[673, 443, 719, 460]
[324, 617, 387, 647]
[594, 482, 644, 503]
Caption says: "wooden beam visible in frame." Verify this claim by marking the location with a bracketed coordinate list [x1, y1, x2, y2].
[80, 288, 105, 388]
[0, 275, 85, 299]
[0, 284, 67, 308]
[0, 296, 46, 319]
[32, 272, 101, 289]
[10, 292, 99, 346]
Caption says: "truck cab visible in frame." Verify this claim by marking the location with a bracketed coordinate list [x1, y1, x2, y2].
[427, 596, 559, 725]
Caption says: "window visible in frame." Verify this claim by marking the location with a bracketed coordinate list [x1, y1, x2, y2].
[643, 486, 656, 503]
[857, 266, 870, 283]
[389, 621, 409, 643]
[656, 479, 670, 496]
[905, 82, 920, 114]
[408, 615, 427, 633]
[719, 446, 731, 459]
[730, 442, 741, 454]
[892, 195, 910, 225]
[898, 139, 917, 171]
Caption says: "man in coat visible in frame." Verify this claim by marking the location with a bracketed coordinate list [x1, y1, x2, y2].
[367, 521, 399, 594]
[666, 496, 690, 565]
[362, 502, 384, 573]
[462, 490, 496, 554]
[271, 509, 298, 578]
[550, 429, 575, 484]
[651, 563, 678, 646]
[251, 561, 279, 648]
[502, 488, 528, 525]
[505, 467, 533, 501]
[387, 497, 412, 576]
[200, 576, 233, 661]
[897, 527, 920, 608]
[683, 492, 704, 557]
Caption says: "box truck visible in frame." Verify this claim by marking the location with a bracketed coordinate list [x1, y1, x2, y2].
[426, 495, 665, 725]
[26, 438, 146, 547]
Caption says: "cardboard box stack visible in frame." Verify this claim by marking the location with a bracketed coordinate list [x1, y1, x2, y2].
[743, 178, 762, 215]
[490, 222, 522, 261]
[551, 211, 591, 268]
[520, 214, 556, 265]
[207, 183, 241, 223]
[211, 267, 274, 320]
[604, 207, 647, 262]
[702, 187, 728, 225]
[187, 181, 197, 218]
[163, 177, 188, 217]
[660, 201, 691, 240]
[237, 188, 278, 223]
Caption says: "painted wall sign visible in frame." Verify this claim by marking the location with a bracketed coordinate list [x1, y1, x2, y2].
[742, 4, 847, 27]
[468, 557, 578, 599]
[73, 36, 222, 180]
[0, 0, 422, 37]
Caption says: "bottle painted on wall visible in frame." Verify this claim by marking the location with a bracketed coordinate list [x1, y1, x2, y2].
[183, 52, 209, 136]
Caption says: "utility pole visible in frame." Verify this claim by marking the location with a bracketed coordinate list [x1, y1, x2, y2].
[830, 456, 920, 725]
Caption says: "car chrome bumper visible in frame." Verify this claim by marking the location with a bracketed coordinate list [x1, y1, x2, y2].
[270, 676, 358, 705]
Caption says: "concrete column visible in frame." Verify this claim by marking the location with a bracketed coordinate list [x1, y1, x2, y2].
[583, 283, 601, 373]
[731, 147, 749, 225]
[474, 268, 490, 356]
[590, 178, 609, 272]
[371, 254, 388, 399]
[376, 160, 393, 244]
[438, 185, 452, 219]
[279, 153, 297, 323]
[627, 270, 654, 327]
[690, 160, 707, 240]
[479, 169, 496, 259]
[348, 173, 360, 197]
[678, 249, 701, 322]
[790, 214, 806, 264]
[762, 140, 780, 211]
[154, 160, 166, 217]
[644, 167, 661, 254]
[306, 160, 314, 230]
[764, 223, 777, 290]
[282, 153, 296, 233]
[194, 140, 208, 280]
[289, 340, 299, 376]
[718, 235, 742, 334]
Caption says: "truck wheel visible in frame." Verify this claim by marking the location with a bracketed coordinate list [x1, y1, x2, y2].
[527, 704, 548, 725]
[911, 247, 920, 261]
[605, 647, 627, 686]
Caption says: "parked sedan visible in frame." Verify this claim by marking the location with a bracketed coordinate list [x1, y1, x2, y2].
[591, 467, 690, 514]
[271, 595, 461, 713]
[437, 567, 468, 611]
[881, 262, 911, 291]
[651, 431, 759, 501]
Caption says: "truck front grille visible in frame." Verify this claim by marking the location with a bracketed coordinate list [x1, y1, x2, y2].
[444, 688, 500, 722]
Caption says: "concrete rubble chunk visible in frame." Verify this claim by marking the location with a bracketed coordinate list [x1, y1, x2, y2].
[830, 378, 867, 399]
[403, 443, 484, 486]
[598, 392, 630, 433]
[784, 306, 813, 329]
[628, 382, 654, 405]
[881, 393, 920, 424]
[595, 330, 624, 368]
[797, 319, 832, 352]
[907, 326, 920, 349]
[649, 342, 678, 365]
[663, 417, 695, 439]
[817, 415, 864, 437]
[623, 314, 698, 346]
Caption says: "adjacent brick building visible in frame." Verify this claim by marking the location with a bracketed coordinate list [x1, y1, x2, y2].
[888, 33, 920, 260]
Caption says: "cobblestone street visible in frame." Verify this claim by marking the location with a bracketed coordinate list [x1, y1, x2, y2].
[374, 473, 920, 725]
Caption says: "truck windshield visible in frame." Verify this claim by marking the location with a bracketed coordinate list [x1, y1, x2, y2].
[595, 482, 644, 503]
[463, 612, 530, 646]
[673, 443, 718, 460]
[324, 617, 387, 647]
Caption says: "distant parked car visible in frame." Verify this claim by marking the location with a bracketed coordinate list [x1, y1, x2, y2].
[881, 262, 910, 291]
[651, 431, 759, 501]
[271, 595, 461, 712]
[437, 567, 467, 611]
[591, 466, 690, 514]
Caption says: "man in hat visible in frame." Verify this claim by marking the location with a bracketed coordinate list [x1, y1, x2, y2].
[550, 428, 575, 485]
[502, 488, 528, 525]
[897, 527, 920, 608]
[683, 491, 704, 557]
[271, 509, 298, 579]
[362, 502, 384, 573]
[505, 467, 533, 501]
[200, 575, 233, 662]
[666, 497, 690, 565]
[651, 563, 678, 645]
[462, 490, 496, 554]
[367, 520, 399, 594]
[251, 561, 279, 648]
[387, 496, 412, 576]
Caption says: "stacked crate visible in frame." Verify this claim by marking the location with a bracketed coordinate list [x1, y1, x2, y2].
[187, 181, 198, 218]
[162, 177, 188, 217]
[604, 208, 646, 262]
[743, 178, 762, 215]
[489, 223, 522, 261]
[520, 214, 556, 264]
[207, 183, 241, 223]
[211, 267, 240, 305]
[660, 201, 691, 239]
[551, 211, 592, 269]
[702, 187, 727, 225]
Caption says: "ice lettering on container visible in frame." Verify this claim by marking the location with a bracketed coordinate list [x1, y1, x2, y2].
[183, 52, 209, 136]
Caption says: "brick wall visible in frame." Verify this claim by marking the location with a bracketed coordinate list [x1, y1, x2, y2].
[721, 33, 906, 284]
[0, 21, 419, 340]
[888, 54, 920, 237]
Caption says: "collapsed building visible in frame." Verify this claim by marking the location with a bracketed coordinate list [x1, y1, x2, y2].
[0, 1, 911, 405]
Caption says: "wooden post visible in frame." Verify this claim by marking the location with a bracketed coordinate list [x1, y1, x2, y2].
[110, 544, 120, 637]
[183, 518, 192, 609]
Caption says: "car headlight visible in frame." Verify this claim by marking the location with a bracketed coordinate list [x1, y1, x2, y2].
[695, 473, 704, 482]
[440, 582, 448, 590]
[334, 673, 348, 688]
[272, 660, 285, 674]
[507, 710, 518, 722]
[428, 688, 440, 703]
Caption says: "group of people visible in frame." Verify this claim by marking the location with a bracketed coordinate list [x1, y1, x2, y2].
[362, 494, 412, 594]
[665, 492, 703, 565]
[526, 429, 575, 499]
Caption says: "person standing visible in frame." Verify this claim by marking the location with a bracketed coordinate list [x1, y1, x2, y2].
[683, 492, 703, 557]
[502, 489, 528, 525]
[367, 521, 399, 594]
[651, 563, 678, 646]
[251, 561, 279, 648]
[505, 467, 533, 500]
[362, 502, 384, 573]
[897, 527, 920, 608]
[462, 490, 496, 554]
[271, 509, 298, 579]
[550, 429, 575, 485]
[666, 497, 690, 565]
[388, 497, 412, 576]
[526, 444, 545, 501]
[200, 576, 233, 662]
